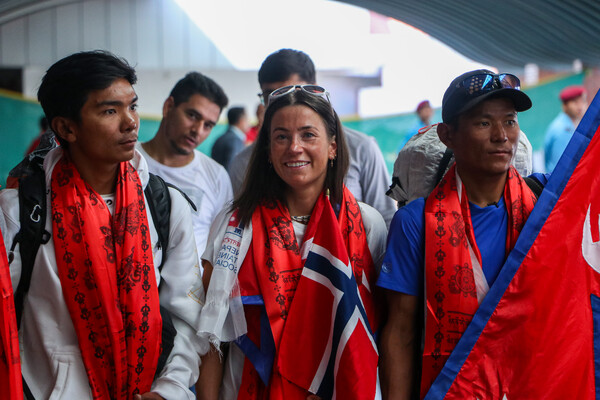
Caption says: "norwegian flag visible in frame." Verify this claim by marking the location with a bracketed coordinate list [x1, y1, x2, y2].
[277, 201, 378, 400]
[426, 90, 600, 399]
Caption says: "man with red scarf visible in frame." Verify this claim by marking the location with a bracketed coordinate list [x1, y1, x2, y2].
[377, 70, 548, 399]
[0, 51, 206, 399]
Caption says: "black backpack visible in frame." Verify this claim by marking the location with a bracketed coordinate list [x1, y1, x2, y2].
[7, 143, 195, 396]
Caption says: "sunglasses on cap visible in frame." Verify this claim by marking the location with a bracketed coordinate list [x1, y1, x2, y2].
[264, 84, 330, 106]
[458, 73, 521, 95]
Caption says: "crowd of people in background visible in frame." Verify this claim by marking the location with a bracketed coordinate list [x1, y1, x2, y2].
[0, 46, 590, 400]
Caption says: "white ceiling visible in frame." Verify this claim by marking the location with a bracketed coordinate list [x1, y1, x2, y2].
[1, 0, 598, 70]
[337, 0, 600, 69]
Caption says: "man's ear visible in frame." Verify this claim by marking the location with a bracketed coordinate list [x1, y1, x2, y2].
[162, 96, 175, 117]
[437, 122, 454, 149]
[51, 117, 78, 144]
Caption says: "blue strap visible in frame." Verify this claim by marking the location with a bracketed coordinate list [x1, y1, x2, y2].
[241, 295, 264, 305]
[235, 306, 275, 386]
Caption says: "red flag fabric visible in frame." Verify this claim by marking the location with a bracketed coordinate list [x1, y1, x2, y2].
[0, 228, 23, 399]
[426, 91, 600, 399]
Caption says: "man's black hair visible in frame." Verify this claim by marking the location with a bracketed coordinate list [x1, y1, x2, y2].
[37, 50, 136, 127]
[39, 116, 48, 132]
[227, 106, 246, 126]
[37, 50, 136, 147]
[169, 72, 228, 111]
[258, 49, 316, 86]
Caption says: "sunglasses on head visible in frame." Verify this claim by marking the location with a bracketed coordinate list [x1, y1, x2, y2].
[458, 73, 521, 95]
[264, 84, 330, 106]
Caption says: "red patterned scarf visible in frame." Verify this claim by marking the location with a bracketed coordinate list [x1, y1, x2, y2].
[421, 165, 536, 398]
[51, 156, 162, 399]
[236, 187, 377, 400]
[0, 229, 22, 400]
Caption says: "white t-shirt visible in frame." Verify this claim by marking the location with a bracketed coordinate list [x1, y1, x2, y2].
[136, 143, 234, 261]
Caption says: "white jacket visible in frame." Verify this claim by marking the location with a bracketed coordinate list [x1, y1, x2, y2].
[0, 148, 208, 399]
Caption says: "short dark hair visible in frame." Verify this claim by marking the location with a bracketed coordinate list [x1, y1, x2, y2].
[227, 106, 246, 126]
[39, 116, 48, 132]
[169, 72, 228, 111]
[232, 90, 349, 225]
[37, 50, 136, 130]
[258, 49, 316, 86]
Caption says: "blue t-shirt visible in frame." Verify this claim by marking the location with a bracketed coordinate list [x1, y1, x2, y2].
[377, 173, 548, 297]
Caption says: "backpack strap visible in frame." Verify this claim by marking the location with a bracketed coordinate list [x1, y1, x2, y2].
[385, 176, 401, 197]
[166, 182, 197, 212]
[524, 175, 544, 199]
[10, 167, 50, 330]
[143, 173, 197, 272]
[8, 168, 49, 400]
[144, 173, 172, 272]
[434, 147, 454, 187]
[144, 173, 198, 380]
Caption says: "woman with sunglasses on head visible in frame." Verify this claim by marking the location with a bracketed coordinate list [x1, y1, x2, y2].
[196, 85, 387, 400]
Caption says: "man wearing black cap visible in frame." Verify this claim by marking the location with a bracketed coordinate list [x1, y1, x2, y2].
[376, 70, 547, 399]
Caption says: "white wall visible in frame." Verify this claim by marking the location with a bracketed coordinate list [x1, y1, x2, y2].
[0, 0, 232, 70]
[23, 66, 381, 121]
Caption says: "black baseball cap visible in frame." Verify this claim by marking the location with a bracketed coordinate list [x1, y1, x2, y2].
[442, 69, 532, 123]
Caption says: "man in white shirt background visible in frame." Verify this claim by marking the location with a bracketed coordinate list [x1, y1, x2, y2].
[138, 72, 233, 262]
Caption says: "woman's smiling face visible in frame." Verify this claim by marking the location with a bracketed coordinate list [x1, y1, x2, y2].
[269, 104, 337, 196]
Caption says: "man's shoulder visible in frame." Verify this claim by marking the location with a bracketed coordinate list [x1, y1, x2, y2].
[358, 202, 385, 229]
[210, 135, 226, 156]
[213, 131, 242, 150]
[400, 197, 426, 220]
[343, 125, 371, 142]
[230, 143, 253, 168]
[214, 129, 233, 143]
[343, 125, 378, 153]
[165, 184, 195, 213]
[387, 197, 426, 236]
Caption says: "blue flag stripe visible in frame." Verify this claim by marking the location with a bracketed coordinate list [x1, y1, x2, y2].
[234, 306, 275, 386]
[590, 294, 600, 399]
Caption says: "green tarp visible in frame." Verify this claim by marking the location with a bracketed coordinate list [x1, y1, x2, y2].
[0, 72, 585, 186]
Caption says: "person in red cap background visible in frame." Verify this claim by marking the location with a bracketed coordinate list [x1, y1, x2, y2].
[544, 85, 588, 172]
[397, 100, 434, 151]
[415, 100, 433, 128]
